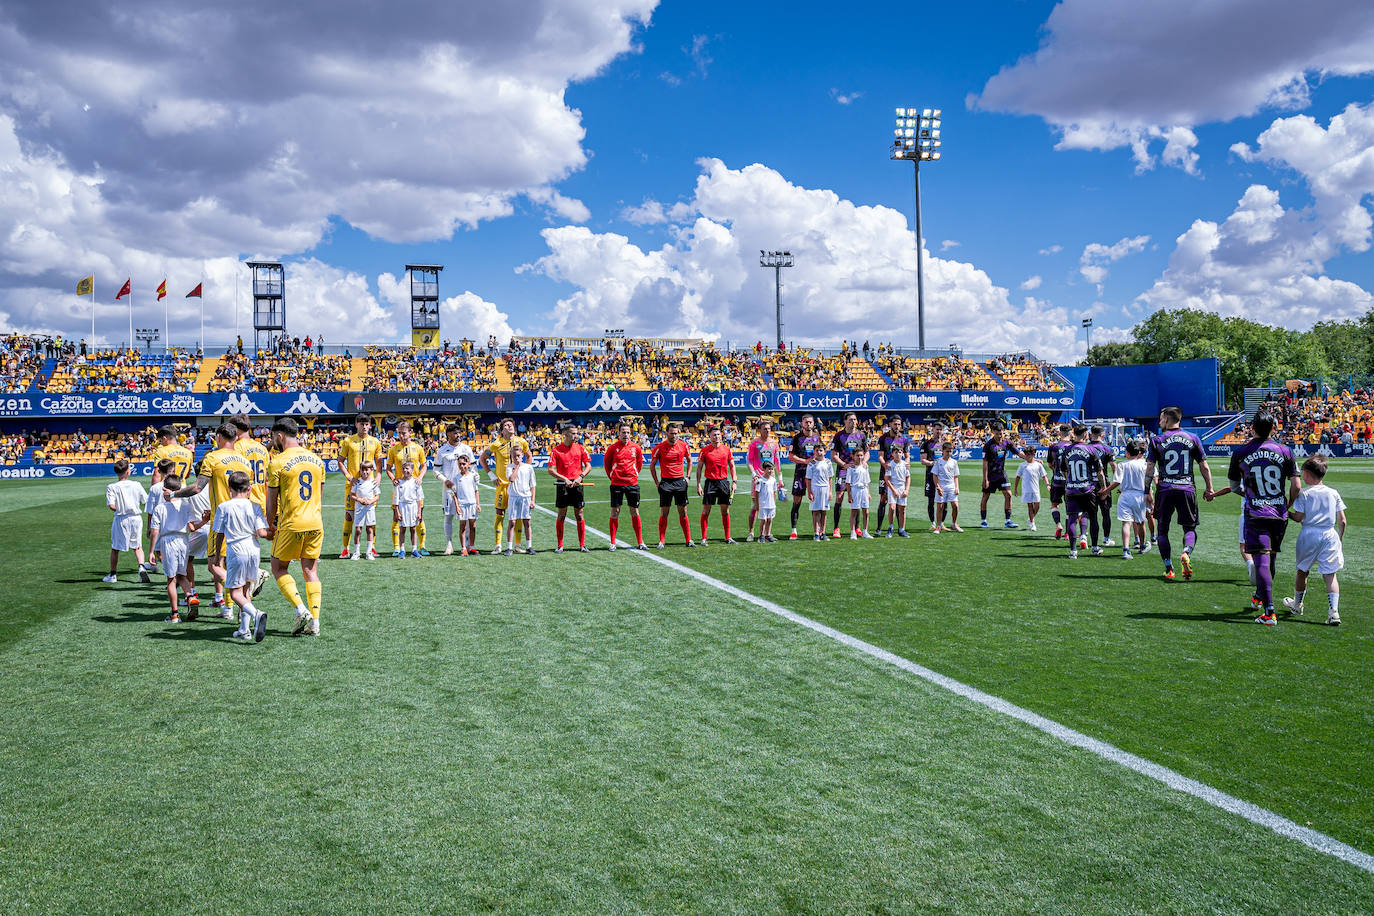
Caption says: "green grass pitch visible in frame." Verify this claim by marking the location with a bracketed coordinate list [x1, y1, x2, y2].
[2, 462, 1373, 913]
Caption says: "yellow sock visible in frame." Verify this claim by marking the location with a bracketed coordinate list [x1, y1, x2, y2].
[417, 520, 427, 551]
[304, 580, 322, 621]
[513, 524, 523, 547]
[391, 520, 400, 549]
[494, 512, 505, 546]
[342, 519, 353, 550]
[275, 573, 303, 609]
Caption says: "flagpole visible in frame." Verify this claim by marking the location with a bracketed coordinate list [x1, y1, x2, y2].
[90, 277, 95, 348]
[128, 283, 133, 352]
[200, 269, 205, 353]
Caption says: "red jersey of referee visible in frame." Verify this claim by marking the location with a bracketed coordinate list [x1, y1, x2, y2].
[603, 440, 644, 486]
[699, 442, 734, 480]
[651, 439, 690, 479]
[550, 441, 590, 482]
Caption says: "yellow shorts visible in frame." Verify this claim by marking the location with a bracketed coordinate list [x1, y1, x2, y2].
[495, 482, 510, 513]
[207, 532, 225, 559]
[344, 492, 357, 516]
[273, 529, 323, 561]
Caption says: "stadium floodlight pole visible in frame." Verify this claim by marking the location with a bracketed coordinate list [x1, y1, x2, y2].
[891, 107, 942, 353]
[759, 250, 794, 349]
[135, 327, 159, 353]
[1082, 316, 1094, 355]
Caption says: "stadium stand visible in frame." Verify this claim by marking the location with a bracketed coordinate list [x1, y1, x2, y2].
[1221, 388, 1374, 445]
[639, 345, 769, 391]
[505, 346, 638, 391]
[207, 349, 351, 392]
[875, 354, 1002, 391]
[363, 346, 498, 391]
[45, 349, 201, 393]
[987, 353, 1064, 391]
[1, 334, 50, 393]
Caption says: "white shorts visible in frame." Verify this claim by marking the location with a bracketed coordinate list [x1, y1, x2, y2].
[1238, 511, 1246, 545]
[225, 544, 261, 590]
[1020, 489, 1040, 505]
[809, 490, 831, 513]
[507, 495, 531, 520]
[111, 515, 142, 551]
[891, 494, 908, 507]
[353, 504, 377, 528]
[397, 503, 420, 527]
[937, 490, 958, 504]
[1295, 528, 1344, 575]
[1117, 492, 1148, 523]
[188, 528, 208, 560]
[457, 501, 479, 521]
[758, 506, 776, 520]
[442, 489, 460, 517]
[158, 536, 188, 577]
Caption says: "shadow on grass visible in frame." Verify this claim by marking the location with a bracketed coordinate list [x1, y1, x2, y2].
[92, 611, 172, 624]
[144, 627, 238, 642]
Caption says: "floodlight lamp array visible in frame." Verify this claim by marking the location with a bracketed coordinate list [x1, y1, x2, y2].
[891, 107, 943, 160]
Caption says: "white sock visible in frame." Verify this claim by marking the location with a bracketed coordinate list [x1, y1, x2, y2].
[1294, 589, 1305, 606]
[1329, 592, 1339, 612]
[1247, 559, 1257, 586]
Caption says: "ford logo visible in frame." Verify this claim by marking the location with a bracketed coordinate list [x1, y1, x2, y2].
[50, 465, 76, 477]
[1004, 397, 1020, 406]
[1059, 397, 1074, 405]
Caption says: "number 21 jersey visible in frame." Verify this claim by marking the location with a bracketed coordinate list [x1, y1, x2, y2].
[1148, 430, 1204, 493]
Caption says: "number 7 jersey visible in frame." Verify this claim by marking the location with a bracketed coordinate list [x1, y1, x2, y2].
[267, 445, 326, 533]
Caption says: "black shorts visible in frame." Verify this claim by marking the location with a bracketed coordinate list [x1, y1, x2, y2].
[657, 477, 688, 507]
[982, 478, 1010, 495]
[555, 483, 585, 510]
[702, 478, 733, 506]
[1154, 487, 1200, 529]
[610, 483, 641, 509]
[924, 472, 936, 498]
[792, 475, 808, 497]
[1049, 482, 1066, 504]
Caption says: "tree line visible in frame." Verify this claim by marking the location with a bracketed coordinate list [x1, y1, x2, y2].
[1082, 308, 1374, 408]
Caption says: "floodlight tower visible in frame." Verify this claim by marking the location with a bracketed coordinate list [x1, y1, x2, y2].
[759, 250, 794, 349]
[407, 264, 442, 348]
[246, 261, 285, 352]
[1082, 316, 1094, 355]
[890, 107, 942, 352]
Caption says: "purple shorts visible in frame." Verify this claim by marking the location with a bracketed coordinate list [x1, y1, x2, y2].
[1243, 516, 1288, 555]
[1154, 487, 1200, 529]
[1065, 493, 1097, 519]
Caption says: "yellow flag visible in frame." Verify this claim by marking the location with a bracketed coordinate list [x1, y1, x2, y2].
[76, 275, 94, 296]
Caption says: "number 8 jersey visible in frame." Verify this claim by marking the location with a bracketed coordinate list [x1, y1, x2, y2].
[267, 445, 326, 533]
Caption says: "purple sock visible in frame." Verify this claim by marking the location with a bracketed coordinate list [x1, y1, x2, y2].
[1052, 509, 1061, 525]
[1066, 515, 1079, 543]
[1183, 529, 1197, 553]
[1255, 553, 1273, 609]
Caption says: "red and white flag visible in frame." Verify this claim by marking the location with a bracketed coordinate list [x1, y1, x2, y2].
[115, 278, 131, 300]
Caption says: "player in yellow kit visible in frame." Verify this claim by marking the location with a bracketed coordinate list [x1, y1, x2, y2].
[230, 414, 269, 509]
[480, 418, 532, 553]
[265, 417, 326, 637]
[149, 425, 194, 486]
[173, 423, 250, 616]
[386, 420, 428, 556]
[338, 413, 384, 558]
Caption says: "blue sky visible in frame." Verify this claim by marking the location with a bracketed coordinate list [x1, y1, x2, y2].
[2, 0, 1372, 361]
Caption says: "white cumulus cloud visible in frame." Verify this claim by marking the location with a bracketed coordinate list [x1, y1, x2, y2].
[1079, 235, 1150, 290]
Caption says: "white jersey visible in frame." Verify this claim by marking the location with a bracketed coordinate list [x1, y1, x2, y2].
[806, 458, 834, 494]
[106, 478, 147, 516]
[435, 442, 476, 486]
[1292, 484, 1345, 532]
[508, 463, 536, 501]
[150, 497, 197, 546]
[211, 498, 267, 553]
[1113, 457, 1148, 494]
[886, 460, 911, 496]
[150, 481, 211, 518]
[934, 456, 959, 492]
[755, 475, 779, 511]
[395, 479, 423, 511]
[350, 476, 380, 506]
[1017, 461, 1047, 500]
[451, 470, 480, 506]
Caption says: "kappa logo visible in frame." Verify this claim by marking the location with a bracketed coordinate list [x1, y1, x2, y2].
[526, 391, 570, 412]
[589, 389, 632, 412]
[284, 393, 337, 415]
[214, 393, 265, 415]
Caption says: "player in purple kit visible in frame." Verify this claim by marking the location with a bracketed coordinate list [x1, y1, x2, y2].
[873, 416, 910, 536]
[1058, 424, 1106, 557]
[829, 412, 867, 538]
[1144, 406, 1214, 581]
[1046, 425, 1071, 539]
[979, 423, 1019, 529]
[1206, 410, 1301, 624]
[788, 414, 821, 540]
[920, 427, 941, 529]
[1088, 425, 1116, 547]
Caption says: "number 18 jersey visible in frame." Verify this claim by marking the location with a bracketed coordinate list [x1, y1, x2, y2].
[1228, 440, 1296, 520]
[267, 446, 326, 533]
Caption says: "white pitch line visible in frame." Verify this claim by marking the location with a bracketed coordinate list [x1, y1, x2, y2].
[508, 488, 1374, 876]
